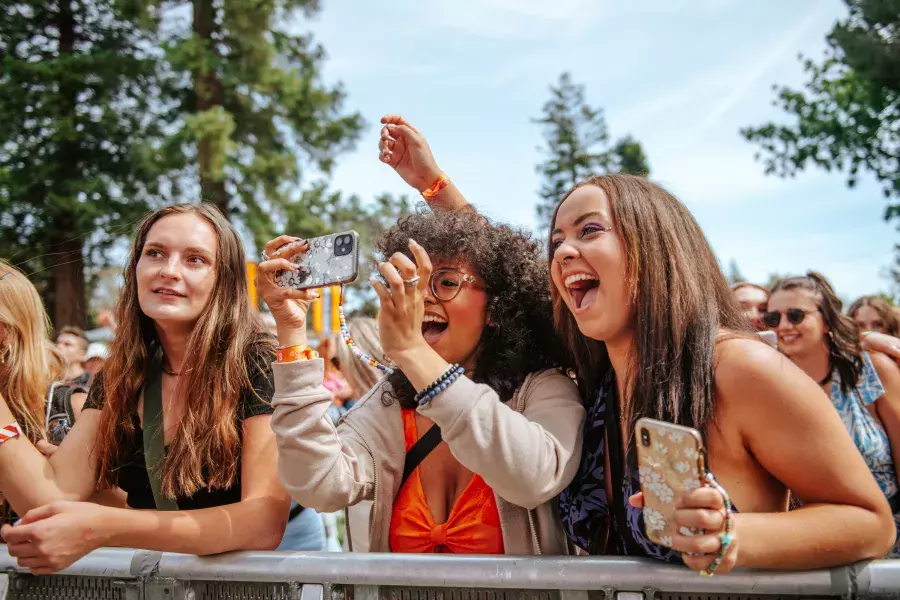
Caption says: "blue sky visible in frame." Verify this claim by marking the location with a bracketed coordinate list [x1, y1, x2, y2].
[301, 0, 895, 300]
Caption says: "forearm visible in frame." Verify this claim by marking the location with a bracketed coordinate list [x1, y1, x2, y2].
[101, 496, 288, 554]
[735, 504, 894, 569]
[0, 404, 79, 512]
[423, 180, 472, 213]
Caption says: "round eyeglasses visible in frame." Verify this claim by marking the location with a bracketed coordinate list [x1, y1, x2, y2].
[429, 268, 481, 302]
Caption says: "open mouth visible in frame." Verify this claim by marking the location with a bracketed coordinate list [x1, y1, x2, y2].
[422, 314, 449, 345]
[779, 333, 800, 344]
[565, 273, 599, 311]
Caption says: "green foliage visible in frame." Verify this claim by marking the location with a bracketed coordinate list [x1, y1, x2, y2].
[742, 0, 900, 216]
[0, 0, 167, 326]
[156, 0, 365, 245]
[533, 72, 651, 222]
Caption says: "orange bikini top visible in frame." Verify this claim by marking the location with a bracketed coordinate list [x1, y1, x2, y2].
[389, 409, 505, 554]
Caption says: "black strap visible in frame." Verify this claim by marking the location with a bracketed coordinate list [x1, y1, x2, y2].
[288, 503, 306, 521]
[142, 352, 179, 511]
[400, 424, 442, 489]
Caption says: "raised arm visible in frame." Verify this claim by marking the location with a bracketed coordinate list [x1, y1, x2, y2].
[378, 114, 472, 212]
[257, 236, 377, 512]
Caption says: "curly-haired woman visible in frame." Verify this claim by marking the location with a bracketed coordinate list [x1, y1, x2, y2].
[263, 210, 585, 554]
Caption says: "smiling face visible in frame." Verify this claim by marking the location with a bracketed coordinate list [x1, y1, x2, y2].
[549, 185, 633, 344]
[420, 259, 489, 369]
[136, 213, 218, 329]
[767, 289, 826, 358]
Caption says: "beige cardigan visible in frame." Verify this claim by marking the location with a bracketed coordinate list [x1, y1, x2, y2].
[271, 359, 585, 554]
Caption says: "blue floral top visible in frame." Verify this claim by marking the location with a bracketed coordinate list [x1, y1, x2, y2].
[559, 374, 682, 561]
[828, 352, 897, 499]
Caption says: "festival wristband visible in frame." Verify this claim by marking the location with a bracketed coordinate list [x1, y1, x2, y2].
[0, 423, 22, 445]
[421, 173, 450, 200]
[276, 345, 319, 363]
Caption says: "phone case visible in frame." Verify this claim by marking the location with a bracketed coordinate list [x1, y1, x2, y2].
[634, 417, 705, 548]
[274, 231, 360, 290]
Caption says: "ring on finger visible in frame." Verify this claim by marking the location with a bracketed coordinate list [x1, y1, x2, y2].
[403, 276, 420, 287]
[261, 251, 270, 261]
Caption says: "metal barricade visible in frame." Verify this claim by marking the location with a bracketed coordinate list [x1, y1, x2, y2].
[1, 547, 898, 600]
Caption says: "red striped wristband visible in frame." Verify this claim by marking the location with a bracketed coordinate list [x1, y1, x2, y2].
[0, 423, 21, 445]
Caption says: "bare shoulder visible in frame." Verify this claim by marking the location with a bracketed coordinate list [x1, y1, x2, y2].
[714, 335, 821, 415]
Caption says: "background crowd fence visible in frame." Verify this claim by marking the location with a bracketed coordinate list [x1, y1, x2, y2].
[1, 547, 900, 600]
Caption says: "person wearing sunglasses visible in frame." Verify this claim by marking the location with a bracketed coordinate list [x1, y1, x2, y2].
[261, 209, 585, 554]
[768, 273, 900, 556]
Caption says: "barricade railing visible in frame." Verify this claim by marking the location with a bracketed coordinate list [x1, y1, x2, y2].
[1, 547, 899, 600]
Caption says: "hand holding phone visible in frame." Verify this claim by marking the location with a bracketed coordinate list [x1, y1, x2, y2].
[635, 418, 705, 547]
[275, 231, 360, 290]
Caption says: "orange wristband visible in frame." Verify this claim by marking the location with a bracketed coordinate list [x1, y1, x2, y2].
[421, 173, 449, 200]
[276, 345, 319, 363]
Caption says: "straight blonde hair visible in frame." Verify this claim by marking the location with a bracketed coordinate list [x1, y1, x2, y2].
[0, 260, 65, 442]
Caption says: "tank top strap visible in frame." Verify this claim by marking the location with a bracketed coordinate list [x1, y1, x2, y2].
[401, 408, 418, 453]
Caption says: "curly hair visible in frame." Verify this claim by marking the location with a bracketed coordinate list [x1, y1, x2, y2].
[375, 209, 573, 409]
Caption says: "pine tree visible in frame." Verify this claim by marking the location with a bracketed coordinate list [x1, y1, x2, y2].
[533, 72, 651, 222]
[157, 0, 364, 247]
[0, 0, 166, 327]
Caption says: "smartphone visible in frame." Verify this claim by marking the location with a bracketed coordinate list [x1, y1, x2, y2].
[274, 231, 360, 290]
[634, 417, 705, 547]
[758, 330, 778, 348]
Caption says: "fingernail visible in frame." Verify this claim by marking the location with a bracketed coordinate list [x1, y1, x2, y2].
[408, 238, 419, 247]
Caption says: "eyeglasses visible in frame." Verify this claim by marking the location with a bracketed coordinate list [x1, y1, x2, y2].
[430, 268, 481, 302]
[762, 307, 816, 328]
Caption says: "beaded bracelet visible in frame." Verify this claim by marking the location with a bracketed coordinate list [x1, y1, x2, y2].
[337, 287, 394, 374]
[415, 365, 465, 406]
[700, 472, 735, 577]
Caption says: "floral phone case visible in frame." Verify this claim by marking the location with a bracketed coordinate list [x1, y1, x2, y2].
[275, 231, 360, 290]
[634, 417, 705, 548]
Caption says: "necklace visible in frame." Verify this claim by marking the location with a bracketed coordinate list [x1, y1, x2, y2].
[162, 357, 180, 377]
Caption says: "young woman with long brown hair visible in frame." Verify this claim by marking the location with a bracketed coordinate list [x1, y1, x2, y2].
[768, 274, 900, 555]
[378, 116, 896, 571]
[849, 296, 900, 338]
[0, 204, 290, 574]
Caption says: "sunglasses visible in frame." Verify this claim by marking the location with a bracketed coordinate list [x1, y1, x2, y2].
[762, 307, 816, 329]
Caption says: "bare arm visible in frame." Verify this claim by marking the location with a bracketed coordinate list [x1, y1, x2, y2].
[719, 339, 895, 568]
[0, 397, 101, 511]
[870, 352, 900, 480]
[2, 415, 290, 573]
[378, 114, 472, 212]
[862, 332, 900, 363]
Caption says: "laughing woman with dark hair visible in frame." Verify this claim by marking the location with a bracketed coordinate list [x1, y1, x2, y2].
[263, 210, 585, 554]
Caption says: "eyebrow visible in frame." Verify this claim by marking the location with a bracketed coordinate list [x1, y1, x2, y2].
[145, 242, 214, 256]
[551, 211, 606, 236]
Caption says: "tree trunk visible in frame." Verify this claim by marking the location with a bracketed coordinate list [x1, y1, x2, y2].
[193, 0, 228, 217]
[50, 0, 87, 329]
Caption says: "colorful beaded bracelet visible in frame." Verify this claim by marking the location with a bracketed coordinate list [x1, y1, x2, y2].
[700, 471, 735, 577]
[415, 365, 465, 406]
[337, 288, 394, 374]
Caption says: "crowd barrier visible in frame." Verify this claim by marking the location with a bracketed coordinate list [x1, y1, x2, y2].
[1, 547, 899, 600]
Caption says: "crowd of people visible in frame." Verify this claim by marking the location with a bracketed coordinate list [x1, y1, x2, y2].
[0, 113, 898, 577]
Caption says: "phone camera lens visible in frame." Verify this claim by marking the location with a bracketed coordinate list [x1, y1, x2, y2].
[333, 234, 353, 257]
[640, 428, 651, 447]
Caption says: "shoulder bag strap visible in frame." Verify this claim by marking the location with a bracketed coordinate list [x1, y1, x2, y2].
[400, 423, 442, 489]
[142, 354, 179, 511]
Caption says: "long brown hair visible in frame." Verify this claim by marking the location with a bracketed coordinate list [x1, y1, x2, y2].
[770, 272, 861, 395]
[0, 260, 66, 443]
[95, 204, 274, 498]
[848, 295, 900, 337]
[549, 174, 747, 434]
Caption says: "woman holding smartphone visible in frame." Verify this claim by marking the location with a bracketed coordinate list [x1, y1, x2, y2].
[0, 204, 291, 574]
[262, 210, 585, 554]
[379, 116, 896, 572]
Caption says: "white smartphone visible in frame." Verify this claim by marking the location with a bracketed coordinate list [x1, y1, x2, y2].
[274, 231, 360, 290]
